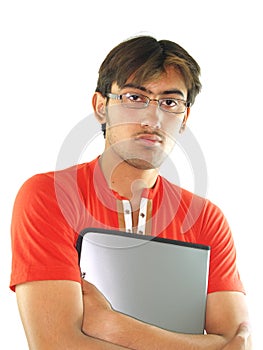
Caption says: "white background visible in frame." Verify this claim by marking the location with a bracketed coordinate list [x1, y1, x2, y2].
[1, 0, 262, 348]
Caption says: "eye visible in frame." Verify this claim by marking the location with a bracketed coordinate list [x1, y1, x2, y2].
[162, 98, 178, 107]
[127, 93, 144, 102]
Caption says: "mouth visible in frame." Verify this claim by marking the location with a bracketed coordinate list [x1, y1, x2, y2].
[134, 133, 163, 147]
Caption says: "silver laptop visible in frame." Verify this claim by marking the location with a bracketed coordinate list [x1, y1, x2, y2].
[76, 228, 210, 334]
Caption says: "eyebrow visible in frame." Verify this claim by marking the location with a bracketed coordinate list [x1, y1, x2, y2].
[121, 83, 186, 99]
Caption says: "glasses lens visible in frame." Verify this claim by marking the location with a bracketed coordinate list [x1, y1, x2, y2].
[121, 93, 148, 109]
[159, 99, 186, 114]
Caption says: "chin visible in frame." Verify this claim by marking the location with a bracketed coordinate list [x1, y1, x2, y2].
[124, 157, 163, 170]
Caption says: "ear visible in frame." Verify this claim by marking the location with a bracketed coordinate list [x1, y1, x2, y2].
[179, 107, 191, 133]
[92, 92, 107, 124]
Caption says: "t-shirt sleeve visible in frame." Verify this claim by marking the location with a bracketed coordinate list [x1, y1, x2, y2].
[10, 173, 81, 291]
[200, 201, 245, 294]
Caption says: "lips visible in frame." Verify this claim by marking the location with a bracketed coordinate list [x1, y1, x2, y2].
[135, 133, 163, 146]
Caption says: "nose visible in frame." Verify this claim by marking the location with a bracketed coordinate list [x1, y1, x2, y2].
[140, 103, 162, 129]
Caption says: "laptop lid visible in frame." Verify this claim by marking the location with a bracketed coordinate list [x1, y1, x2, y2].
[76, 227, 210, 334]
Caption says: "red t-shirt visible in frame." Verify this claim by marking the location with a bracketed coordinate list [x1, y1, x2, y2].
[10, 157, 244, 294]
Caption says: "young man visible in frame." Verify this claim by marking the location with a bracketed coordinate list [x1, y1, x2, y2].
[10, 36, 252, 349]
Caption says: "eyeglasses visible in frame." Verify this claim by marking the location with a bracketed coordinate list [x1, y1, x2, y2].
[106, 92, 190, 114]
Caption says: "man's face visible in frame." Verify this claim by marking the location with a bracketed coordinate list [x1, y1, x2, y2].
[104, 67, 189, 170]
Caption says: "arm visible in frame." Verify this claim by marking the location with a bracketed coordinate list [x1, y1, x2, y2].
[82, 280, 252, 350]
[16, 280, 129, 350]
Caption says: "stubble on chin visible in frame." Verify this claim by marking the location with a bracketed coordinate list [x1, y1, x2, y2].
[123, 153, 167, 170]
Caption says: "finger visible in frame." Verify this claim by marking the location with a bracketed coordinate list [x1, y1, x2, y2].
[227, 322, 251, 349]
[236, 322, 251, 340]
[81, 279, 102, 297]
[81, 278, 94, 294]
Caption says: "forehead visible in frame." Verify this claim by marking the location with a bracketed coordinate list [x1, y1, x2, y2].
[114, 66, 188, 98]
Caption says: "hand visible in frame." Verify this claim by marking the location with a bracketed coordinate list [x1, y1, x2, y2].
[222, 323, 252, 350]
[81, 279, 114, 339]
[81, 278, 112, 312]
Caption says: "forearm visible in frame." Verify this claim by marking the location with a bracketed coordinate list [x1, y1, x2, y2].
[85, 309, 227, 350]
[60, 329, 131, 350]
[82, 281, 251, 349]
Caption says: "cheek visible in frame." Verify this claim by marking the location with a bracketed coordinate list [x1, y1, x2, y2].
[106, 105, 139, 126]
[106, 124, 138, 145]
[162, 117, 184, 139]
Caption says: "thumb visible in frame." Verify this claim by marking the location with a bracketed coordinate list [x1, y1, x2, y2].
[227, 322, 252, 349]
[235, 322, 251, 340]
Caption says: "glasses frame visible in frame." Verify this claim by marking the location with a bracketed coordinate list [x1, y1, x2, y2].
[106, 92, 190, 114]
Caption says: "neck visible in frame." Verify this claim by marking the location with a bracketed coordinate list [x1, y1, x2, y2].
[99, 151, 159, 206]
